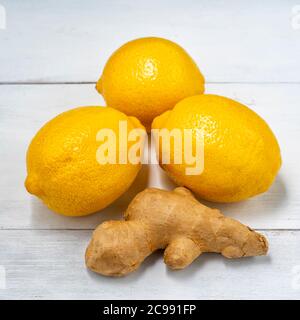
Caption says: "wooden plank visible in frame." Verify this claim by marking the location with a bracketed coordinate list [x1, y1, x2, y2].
[0, 83, 298, 229]
[0, 0, 299, 82]
[0, 229, 299, 299]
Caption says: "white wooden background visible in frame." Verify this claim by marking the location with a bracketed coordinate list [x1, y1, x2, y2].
[0, 0, 300, 300]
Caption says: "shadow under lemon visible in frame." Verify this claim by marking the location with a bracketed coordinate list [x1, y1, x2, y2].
[30, 164, 150, 228]
[201, 175, 288, 227]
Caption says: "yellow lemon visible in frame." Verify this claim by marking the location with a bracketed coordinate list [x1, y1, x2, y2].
[152, 94, 281, 202]
[96, 37, 205, 130]
[25, 107, 145, 216]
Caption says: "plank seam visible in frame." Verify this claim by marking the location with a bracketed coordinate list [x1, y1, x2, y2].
[1, 81, 300, 85]
[0, 228, 299, 231]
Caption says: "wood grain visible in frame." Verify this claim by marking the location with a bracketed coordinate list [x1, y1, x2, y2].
[0, 0, 299, 300]
[0, 83, 297, 230]
[0, 230, 299, 299]
[0, 0, 299, 83]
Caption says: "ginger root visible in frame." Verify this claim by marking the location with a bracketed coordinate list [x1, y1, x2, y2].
[85, 187, 268, 277]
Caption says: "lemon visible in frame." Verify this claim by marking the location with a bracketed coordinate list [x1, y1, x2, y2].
[152, 94, 281, 202]
[25, 107, 145, 216]
[96, 37, 205, 130]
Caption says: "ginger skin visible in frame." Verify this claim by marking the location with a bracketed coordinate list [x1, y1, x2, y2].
[85, 187, 268, 277]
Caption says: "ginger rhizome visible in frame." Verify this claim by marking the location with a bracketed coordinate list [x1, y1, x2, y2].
[85, 187, 268, 277]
